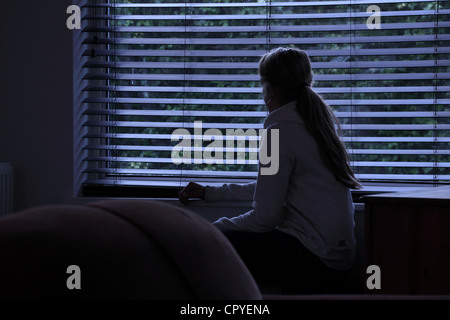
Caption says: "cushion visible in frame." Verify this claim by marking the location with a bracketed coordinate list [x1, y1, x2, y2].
[0, 199, 261, 299]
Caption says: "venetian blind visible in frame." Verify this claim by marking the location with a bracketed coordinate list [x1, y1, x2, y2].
[76, 0, 450, 193]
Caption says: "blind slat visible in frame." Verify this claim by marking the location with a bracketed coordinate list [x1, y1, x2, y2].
[83, 109, 450, 118]
[83, 73, 450, 82]
[84, 97, 450, 106]
[85, 157, 450, 169]
[83, 59, 450, 69]
[86, 0, 445, 8]
[83, 46, 450, 57]
[84, 133, 450, 143]
[84, 86, 450, 94]
[86, 9, 450, 21]
[85, 145, 450, 156]
[83, 120, 450, 131]
[83, 22, 450, 33]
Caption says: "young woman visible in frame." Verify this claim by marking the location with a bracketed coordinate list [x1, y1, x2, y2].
[179, 47, 362, 294]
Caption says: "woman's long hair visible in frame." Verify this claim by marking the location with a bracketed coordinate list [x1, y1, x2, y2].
[259, 47, 362, 190]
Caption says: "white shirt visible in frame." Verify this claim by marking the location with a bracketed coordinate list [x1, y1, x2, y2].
[206, 101, 356, 270]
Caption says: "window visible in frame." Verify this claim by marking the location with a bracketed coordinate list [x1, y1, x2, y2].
[74, 0, 450, 197]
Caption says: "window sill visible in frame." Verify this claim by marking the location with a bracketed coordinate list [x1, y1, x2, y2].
[73, 195, 367, 214]
[79, 182, 445, 213]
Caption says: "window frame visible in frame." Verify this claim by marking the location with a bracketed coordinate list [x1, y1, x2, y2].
[74, 0, 450, 199]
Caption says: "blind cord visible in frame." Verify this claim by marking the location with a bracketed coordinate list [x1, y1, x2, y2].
[433, 0, 439, 187]
[111, 0, 118, 186]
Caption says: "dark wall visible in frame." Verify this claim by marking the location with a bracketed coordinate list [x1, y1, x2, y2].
[0, 0, 74, 211]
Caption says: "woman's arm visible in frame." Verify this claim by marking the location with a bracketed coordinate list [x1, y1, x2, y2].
[213, 126, 295, 232]
[178, 181, 256, 204]
[204, 182, 256, 202]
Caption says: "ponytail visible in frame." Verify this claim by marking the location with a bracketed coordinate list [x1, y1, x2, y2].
[298, 87, 361, 190]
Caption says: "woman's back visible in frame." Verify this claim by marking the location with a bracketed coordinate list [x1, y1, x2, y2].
[264, 100, 356, 270]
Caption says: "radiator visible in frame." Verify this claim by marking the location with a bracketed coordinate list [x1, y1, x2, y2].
[0, 163, 13, 216]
